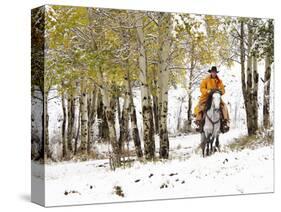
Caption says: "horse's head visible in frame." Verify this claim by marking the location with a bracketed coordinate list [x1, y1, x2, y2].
[212, 91, 221, 111]
[206, 89, 222, 112]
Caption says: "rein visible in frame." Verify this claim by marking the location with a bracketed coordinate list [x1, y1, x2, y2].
[206, 108, 221, 136]
[206, 112, 220, 125]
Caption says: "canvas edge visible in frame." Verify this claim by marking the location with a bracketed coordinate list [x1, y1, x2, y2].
[31, 5, 46, 207]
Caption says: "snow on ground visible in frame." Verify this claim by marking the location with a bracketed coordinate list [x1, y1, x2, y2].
[33, 129, 273, 207]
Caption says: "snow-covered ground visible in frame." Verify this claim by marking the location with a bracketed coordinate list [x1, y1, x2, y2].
[31, 129, 274, 207]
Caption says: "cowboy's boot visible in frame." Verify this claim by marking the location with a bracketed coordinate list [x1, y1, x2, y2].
[221, 119, 230, 133]
[195, 112, 202, 132]
[220, 104, 230, 133]
[195, 120, 201, 132]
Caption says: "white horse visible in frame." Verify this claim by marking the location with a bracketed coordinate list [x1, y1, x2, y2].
[201, 90, 222, 157]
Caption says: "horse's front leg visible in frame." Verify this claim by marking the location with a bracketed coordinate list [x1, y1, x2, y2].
[215, 135, 220, 152]
[210, 137, 214, 154]
[206, 135, 211, 156]
[210, 139, 214, 154]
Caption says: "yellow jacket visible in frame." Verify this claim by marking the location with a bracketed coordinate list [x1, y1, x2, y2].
[194, 75, 225, 115]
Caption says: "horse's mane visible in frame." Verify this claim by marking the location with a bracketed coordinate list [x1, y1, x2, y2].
[205, 89, 221, 112]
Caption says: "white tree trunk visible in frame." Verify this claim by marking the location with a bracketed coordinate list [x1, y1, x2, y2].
[99, 70, 120, 169]
[245, 22, 255, 135]
[118, 86, 130, 153]
[135, 13, 155, 160]
[240, 21, 247, 107]
[67, 93, 74, 153]
[187, 61, 194, 132]
[87, 89, 97, 154]
[158, 13, 173, 159]
[73, 81, 80, 155]
[252, 54, 259, 131]
[79, 79, 88, 155]
[129, 91, 143, 158]
[118, 20, 143, 158]
[43, 91, 51, 161]
[126, 58, 143, 158]
[263, 54, 272, 129]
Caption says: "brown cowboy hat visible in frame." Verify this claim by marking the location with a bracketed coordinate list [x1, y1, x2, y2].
[208, 66, 219, 73]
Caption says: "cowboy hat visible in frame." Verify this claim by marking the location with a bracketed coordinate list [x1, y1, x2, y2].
[208, 66, 219, 73]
